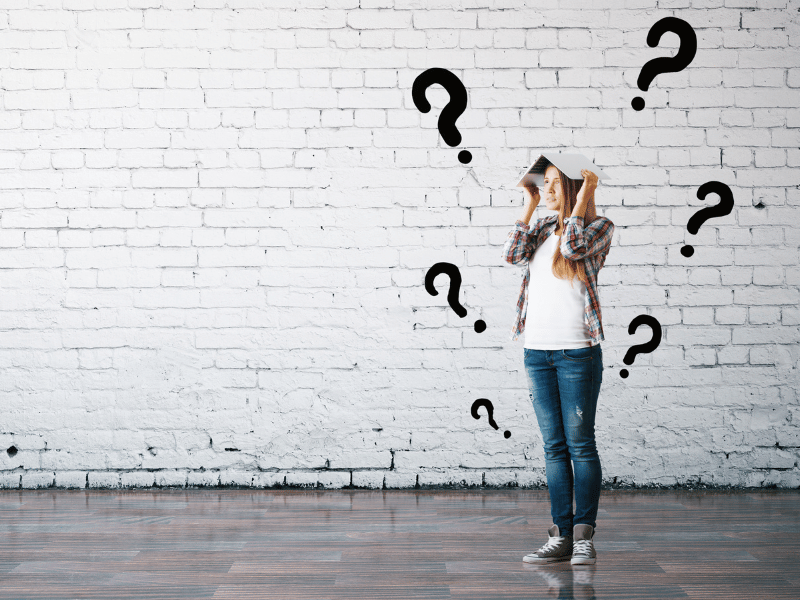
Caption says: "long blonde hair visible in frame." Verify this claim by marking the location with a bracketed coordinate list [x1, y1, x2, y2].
[548, 163, 598, 288]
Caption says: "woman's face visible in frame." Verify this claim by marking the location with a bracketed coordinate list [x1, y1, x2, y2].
[542, 165, 564, 211]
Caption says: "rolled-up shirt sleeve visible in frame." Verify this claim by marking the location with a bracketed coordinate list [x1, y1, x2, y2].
[502, 220, 531, 265]
[502, 218, 549, 266]
[560, 216, 615, 261]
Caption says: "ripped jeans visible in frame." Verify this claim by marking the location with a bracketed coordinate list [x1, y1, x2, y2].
[524, 345, 603, 534]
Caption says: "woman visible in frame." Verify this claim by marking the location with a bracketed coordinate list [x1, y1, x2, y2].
[502, 162, 614, 566]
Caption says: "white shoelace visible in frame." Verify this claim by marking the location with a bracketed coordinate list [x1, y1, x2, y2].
[537, 536, 566, 554]
[572, 539, 593, 556]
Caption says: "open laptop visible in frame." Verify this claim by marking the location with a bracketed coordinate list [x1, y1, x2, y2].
[513, 152, 611, 188]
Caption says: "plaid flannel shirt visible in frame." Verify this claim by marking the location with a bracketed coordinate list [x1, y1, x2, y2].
[502, 214, 615, 346]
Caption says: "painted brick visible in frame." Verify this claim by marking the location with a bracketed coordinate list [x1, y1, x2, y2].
[352, 471, 385, 489]
[120, 471, 156, 488]
[54, 471, 87, 489]
[0, 472, 21, 489]
[88, 472, 121, 488]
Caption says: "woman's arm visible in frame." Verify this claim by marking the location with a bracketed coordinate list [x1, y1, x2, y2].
[570, 168, 598, 220]
[560, 168, 613, 261]
[519, 183, 540, 226]
[503, 184, 548, 265]
[560, 216, 615, 261]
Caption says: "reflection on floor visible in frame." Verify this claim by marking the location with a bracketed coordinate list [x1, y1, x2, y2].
[0, 488, 797, 599]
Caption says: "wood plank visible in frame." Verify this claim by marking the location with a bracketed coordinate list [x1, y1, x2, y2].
[0, 489, 797, 599]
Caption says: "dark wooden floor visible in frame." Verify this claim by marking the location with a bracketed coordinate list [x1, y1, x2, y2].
[0, 488, 797, 599]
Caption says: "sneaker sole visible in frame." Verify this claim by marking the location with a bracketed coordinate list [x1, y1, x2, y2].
[523, 555, 572, 564]
[571, 557, 596, 565]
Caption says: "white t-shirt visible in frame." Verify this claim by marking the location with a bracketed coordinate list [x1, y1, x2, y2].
[524, 231, 592, 350]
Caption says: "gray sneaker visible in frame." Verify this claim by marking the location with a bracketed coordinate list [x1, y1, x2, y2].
[571, 524, 596, 565]
[522, 525, 573, 563]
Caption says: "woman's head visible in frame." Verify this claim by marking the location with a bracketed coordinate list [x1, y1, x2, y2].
[541, 164, 596, 225]
[540, 162, 598, 287]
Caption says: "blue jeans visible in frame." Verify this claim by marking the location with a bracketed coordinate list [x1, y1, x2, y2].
[523, 345, 603, 534]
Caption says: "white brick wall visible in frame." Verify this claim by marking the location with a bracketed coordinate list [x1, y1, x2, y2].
[0, 2, 798, 490]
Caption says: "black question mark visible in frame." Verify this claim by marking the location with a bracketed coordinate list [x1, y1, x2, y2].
[412, 68, 472, 164]
[681, 181, 734, 258]
[620, 315, 662, 378]
[632, 17, 697, 111]
[471, 399, 510, 439]
[425, 262, 486, 333]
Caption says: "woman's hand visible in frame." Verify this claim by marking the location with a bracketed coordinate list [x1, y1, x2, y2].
[571, 169, 599, 219]
[518, 183, 540, 226]
[523, 183, 540, 211]
[577, 169, 599, 200]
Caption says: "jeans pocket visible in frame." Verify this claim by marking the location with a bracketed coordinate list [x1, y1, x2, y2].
[561, 347, 593, 362]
